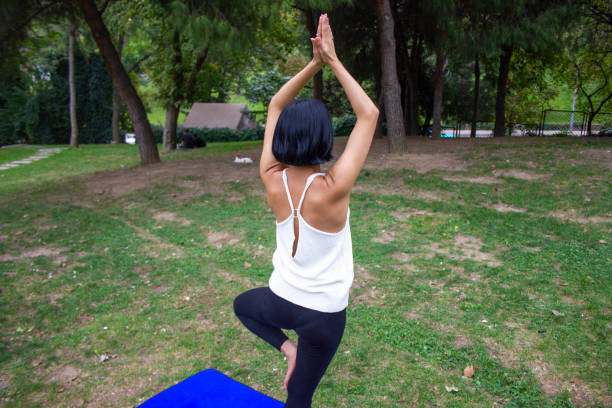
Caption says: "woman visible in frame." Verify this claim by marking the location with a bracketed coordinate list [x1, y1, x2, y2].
[233, 14, 378, 407]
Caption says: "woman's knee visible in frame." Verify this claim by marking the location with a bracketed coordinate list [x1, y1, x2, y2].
[233, 291, 249, 317]
[233, 287, 266, 317]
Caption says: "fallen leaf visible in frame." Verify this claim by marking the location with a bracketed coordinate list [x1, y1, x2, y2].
[463, 365, 475, 378]
[445, 385, 459, 393]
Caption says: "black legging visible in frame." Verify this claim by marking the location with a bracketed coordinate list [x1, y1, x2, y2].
[233, 287, 346, 408]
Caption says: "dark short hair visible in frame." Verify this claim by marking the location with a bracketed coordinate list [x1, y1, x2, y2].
[272, 98, 334, 166]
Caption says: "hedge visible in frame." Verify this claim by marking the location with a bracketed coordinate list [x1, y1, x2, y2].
[151, 125, 265, 145]
[150, 113, 359, 145]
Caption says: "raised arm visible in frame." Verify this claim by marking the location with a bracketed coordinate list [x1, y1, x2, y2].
[259, 58, 323, 177]
[316, 14, 379, 197]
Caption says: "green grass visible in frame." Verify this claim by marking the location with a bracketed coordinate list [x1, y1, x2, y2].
[0, 139, 610, 407]
[148, 106, 188, 126]
[0, 145, 40, 164]
[0, 141, 262, 196]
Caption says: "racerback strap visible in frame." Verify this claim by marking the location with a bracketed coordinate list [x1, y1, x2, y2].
[282, 168, 325, 218]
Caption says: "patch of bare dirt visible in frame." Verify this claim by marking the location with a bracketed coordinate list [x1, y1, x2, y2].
[81, 149, 261, 198]
[492, 169, 549, 180]
[454, 334, 474, 349]
[207, 231, 242, 248]
[429, 235, 503, 267]
[152, 211, 191, 226]
[0, 246, 71, 262]
[525, 353, 610, 407]
[351, 265, 385, 305]
[575, 148, 612, 169]
[173, 179, 205, 199]
[414, 191, 446, 201]
[45, 364, 81, 394]
[371, 228, 402, 244]
[405, 310, 421, 319]
[548, 210, 612, 224]
[487, 202, 527, 213]
[392, 208, 436, 221]
[0, 372, 10, 391]
[443, 175, 502, 184]
[365, 153, 468, 173]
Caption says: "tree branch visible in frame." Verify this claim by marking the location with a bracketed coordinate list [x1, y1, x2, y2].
[594, 92, 612, 115]
[5, 0, 60, 38]
[127, 53, 151, 73]
[99, 0, 112, 15]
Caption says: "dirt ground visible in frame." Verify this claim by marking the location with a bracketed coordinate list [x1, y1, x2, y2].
[80, 137, 612, 199]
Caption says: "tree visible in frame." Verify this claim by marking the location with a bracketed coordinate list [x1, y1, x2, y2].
[570, 0, 612, 134]
[140, 0, 283, 151]
[77, 0, 160, 164]
[68, 20, 79, 148]
[488, 0, 576, 137]
[376, 0, 406, 151]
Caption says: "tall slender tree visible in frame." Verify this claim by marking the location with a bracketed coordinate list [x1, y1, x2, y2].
[376, 0, 406, 151]
[68, 20, 79, 149]
[77, 0, 159, 164]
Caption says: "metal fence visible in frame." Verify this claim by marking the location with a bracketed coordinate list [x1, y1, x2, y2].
[588, 112, 612, 134]
[538, 110, 587, 136]
[248, 107, 610, 136]
[443, 121, 539, 138]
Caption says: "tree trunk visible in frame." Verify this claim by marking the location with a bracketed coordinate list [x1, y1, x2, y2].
[111, 85, 122, 143]
[78, 0, 159, 164]
[304, 9, 322, 101]
[68, 22, 78, 149]
[111, 35, 127, 144]
[409, 32, 423, 137]
[470, 54, 480, 139]
[376, 0, 406, 151]
[493, 46, 513, 138]
[431, 36, 446, 139]
[374, 90, 385, 138]
[163, 103, 179, 151]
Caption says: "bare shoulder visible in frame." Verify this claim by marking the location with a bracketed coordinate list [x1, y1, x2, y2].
[310, 173, 350, 207]
[260, 163, 286, 193]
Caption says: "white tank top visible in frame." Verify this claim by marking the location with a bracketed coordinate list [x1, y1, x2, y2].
[269, 168, 353, 313]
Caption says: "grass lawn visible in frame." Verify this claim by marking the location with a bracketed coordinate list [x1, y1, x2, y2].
[0, 138, 610, 407]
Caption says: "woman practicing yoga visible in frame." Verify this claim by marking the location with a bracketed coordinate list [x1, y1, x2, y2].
[233, 14, 378, 407]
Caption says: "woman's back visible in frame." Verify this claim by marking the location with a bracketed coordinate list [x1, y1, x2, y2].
[268, 168, 353, 313]
[266, 167, 350, 234]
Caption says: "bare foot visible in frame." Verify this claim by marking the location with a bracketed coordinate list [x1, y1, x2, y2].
[280, 340, 297, 392]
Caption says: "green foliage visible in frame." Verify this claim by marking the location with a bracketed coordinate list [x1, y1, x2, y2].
[0, 51, 113, 145]
[244, 68, 290, 108]
[332, 113, 357, 136]
[151, 125, 265, 144]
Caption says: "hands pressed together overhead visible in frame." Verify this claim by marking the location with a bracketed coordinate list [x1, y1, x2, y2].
[311, 14, 337, 66]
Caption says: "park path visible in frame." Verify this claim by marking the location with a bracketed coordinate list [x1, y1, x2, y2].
[0, 147, 65, 171]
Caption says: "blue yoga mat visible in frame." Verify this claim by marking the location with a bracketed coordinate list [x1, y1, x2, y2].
[138, 369, 284, 408]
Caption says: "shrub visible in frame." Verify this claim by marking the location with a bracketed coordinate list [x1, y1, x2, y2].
[152, 125, 266, 145]
[332, 114, 357, 137]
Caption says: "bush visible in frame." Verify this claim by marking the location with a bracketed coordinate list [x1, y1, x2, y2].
[332, 114, 357, 136]
[152, 125, 266, 145]
[152, 115, 359, 147]
[0, 51, 112, 145]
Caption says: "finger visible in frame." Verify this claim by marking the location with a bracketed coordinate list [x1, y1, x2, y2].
[323, 15, 333, 39]
[317, 14, 323, 38]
